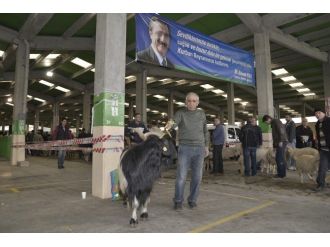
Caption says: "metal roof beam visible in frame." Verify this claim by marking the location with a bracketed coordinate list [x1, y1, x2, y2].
[0, 25, 18, 43]
[283, 14, 330, 34]
[263, 14, 312, 28]
[298, 27, 330, 42]
[31, 36, 95, 50]
[19, 14, 53, 41]
[236, 13, 328, 62]
[62, 13, 96, 38]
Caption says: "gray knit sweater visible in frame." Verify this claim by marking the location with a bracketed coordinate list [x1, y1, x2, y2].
[172, 108, 209, 146]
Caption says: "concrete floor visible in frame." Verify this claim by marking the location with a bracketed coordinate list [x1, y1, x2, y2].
[0, 155, 330, 233]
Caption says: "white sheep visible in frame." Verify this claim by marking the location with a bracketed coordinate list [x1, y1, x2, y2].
[286, 147, 320, 183]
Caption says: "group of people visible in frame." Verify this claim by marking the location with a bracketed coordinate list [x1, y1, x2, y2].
[262, 109, 330, 192]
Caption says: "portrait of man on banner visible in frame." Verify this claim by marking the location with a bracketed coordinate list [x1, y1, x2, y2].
[136, 16, 174, 69]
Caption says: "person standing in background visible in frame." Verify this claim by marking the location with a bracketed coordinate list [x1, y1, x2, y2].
[285, 114, 296, 170]
[52, 118, 73, 169]
[296, 117, 314, 148]
[211, 118, 225, 175]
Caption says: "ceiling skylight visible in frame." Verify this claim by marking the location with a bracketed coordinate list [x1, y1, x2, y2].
[29, 54, 40, 59]
[71, 58, 92, 68]
[200, 84, 214, 89]
[289, 82, 304, 88]
[271, 68, 288, 76]
[296, 88, 310, 93]
[39, 80, 54, 87]
[212, 89, 224, 94]
[45, 54, 61, 59]
[281, 76, 296, 82]
[303, 93, 316, 97]
[55, 86, 70, 93]
[34, 97, 46, 103]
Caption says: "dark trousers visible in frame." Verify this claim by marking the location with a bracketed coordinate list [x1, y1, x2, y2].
[243, 147, 257, 176]
[212, 144, 224, 173]
[275, 142, 287, 178]
[317, 150, 330, 188]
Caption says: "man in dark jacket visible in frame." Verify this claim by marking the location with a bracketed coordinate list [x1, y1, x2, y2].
[239, 117, 262, 176]
[296, 117, 314, 148]
[263, 115, 288, 178]
[285, 114, 296, 170]
[211, 118, 225, 175]
[52, 118, 73, 169]
[314, 108, 330, 192]
[125, 113, 149, 145]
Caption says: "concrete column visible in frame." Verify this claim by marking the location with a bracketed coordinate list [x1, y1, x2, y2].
[128, 98, 134, 121]
[168, 91, 174, 119]
[323, 56, 330, 117]
[52, 102, 59, 131]
[254, 32, 273, 147]
[76, 115, 80, 135]
[136, 70, 147, 123]
[219, 108, 225, 123]
[11, 39, 29, 166]
[93, 13, 126, 199]
[83, 91, 91, 133]
[274, 104, 280, 119]
[301, 103, 306, 118]
[227, 82, 235, 125]
[34, 109, 40, 132]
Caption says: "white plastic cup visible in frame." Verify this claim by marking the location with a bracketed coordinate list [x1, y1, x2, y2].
[81, 192, 87, 199]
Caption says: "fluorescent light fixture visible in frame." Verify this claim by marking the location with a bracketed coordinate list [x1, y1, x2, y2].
[0, 50, 4, 57]
[222, 94, 228, 98]
[271, 68, 288, 76]
[64, 109, 69, 112]
[7, 97, 12, 102]
[212, 89, 224, 94]
[46, 71, 53, 77]
[151, 110, 159, 113]
[74, 109, 79, 111]
[39, 80, 54, 87]
[146, 108, 150, 112]
[279, 105, 286, 108]
[154, 95, 165, 99]
[34, 97, 46, 103]
[124, 102, 129, 106]
[210, 114, 216, 118]
[296, 88, 310, 93]
[55, 86, 70, 93]
[303, 93, 316, 97]
[45, 54, 60, 59]
[200, 84, 214, 89]
[161, 112, 167, 116]
[147, 77, 154, 81]
[159, 78, 172, 82]
[241, 101, 249, 106]
[91, 68, 95, 72]
[27, 95, 33, 99]
[197, 107, 202, 110]
[289, 82, 304, 88]
[124, 115, 129, 118]
[5, 102, 13, 106]
[29, 54, 40, 59]
[281, 76, 296, 82]
[175, 101, 185, 106]
[74, 102, 79, 105]
[234, 98, 242, 102]
[60, 102, 65, 106]
[176, 79, 187, 83]
[125, 75, 136, 80]
[283, 107, 290, 110]
[71, 57, 92, 69]
[133, 105, 136, 108]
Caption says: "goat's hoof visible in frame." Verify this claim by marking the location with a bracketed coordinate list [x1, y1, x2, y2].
[140, 212, 148, 220]
[129, 218, 138, 227]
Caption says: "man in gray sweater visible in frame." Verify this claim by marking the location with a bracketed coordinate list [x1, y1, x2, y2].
[166, 92, 209, 210]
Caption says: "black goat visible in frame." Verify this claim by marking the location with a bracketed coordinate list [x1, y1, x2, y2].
[119, 133, 176, 226]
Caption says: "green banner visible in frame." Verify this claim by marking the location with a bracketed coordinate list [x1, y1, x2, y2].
[12, 120, 25, 135]
[93, 92, 125, 127]
[258, 116, 271, 133]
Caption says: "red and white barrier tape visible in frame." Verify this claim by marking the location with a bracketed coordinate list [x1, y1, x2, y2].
[12, 134, 124, 148]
